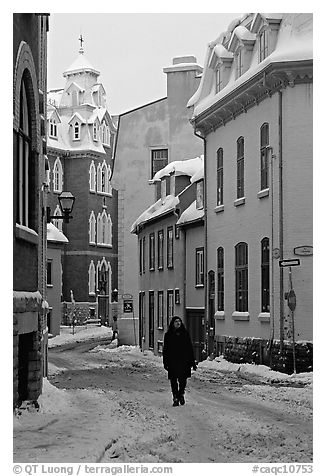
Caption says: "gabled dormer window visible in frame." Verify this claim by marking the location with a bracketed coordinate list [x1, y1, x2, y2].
[235, 48, 244, 79]
[251, 13, 282, 63]
[74, 121, 80, 140]
[49, 117, 57, 138]
[229, 25, 256, 79]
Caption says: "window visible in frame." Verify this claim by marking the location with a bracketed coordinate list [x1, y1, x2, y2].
[236, 137, 245, 199]
[216, 68, 222, 93]
[217, 247, 224, 311]
[139, 291, 145, 341]
[93, 122, 98, 141]
[259, 29, 268, 62]
[196, 248, 204, 286]
[157, 291, 164, 328]
[89, 161, 96, 191]
[53, 205, 62, 232]
[167, 290, 174, 326]
[46, 260, 53, 286]
[151, 149, 168, 179]
[16, 78, 33, 228]
[261, 238, 270, 312]
[96, 257, 111, 296]
[97, 210, 112, 246]
[235, 242, 248, 312]
[175, 289, 180, 305]
[149, 233, 155, 270]
[260, 123, 269, 190]
[88, 260, 96, 295]
[89, 212, 96, 244]
[149, 291, 155, 348]
[167, 227, 174, 269]
[236, 48, 243, 78]
[74, 121, 80, 140]
[196, 181, 204, 209]
[53, 158, 63, 193]
[157, 230, 164, 270]
[216, 148, 223, 206]
[139, 238, 143, 275]
[49, 117, 57, 138]
[142, 237, 146, 273]
[96, 161, 111, 194]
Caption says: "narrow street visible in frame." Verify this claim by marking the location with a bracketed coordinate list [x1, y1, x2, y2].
[13, 337, 313, 464]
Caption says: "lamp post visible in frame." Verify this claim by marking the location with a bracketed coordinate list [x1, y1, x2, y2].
[47, 191, 75, 224]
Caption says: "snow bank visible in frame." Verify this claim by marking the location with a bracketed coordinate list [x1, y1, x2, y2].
[48, 325, 113, 348]
[38, 379, 74, 414]
[199, 356, 312, 384]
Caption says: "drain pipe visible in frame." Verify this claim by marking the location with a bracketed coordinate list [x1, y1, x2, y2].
[278, 90, 285, 350]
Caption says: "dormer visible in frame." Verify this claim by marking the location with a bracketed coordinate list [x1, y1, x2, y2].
[91, 84, 106, 107]
[251, 13, 283, 62]
[48, 109, 61, 139]
[65, 82, 85, 107]
[196, 180, 204, 210]
[229, 25, 256, 78]
[101, 121, 111, 146]
[92, 117, 100, 142]
[209, 44, 234, 94]
[68, 112, 85, 141]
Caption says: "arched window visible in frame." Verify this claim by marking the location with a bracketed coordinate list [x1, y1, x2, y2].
[261, 237, 270, 312]
[53, 157, 63, 192]
[96, 257, 112, 297]
[107, 164, 112, 195]
[89, 161, 96, 191]
[235, 242, 248, 312]
[97, 213, 102, 244]
[89, 211, 96, 244]
[88, 260, 96, 295]
[93, 121, 98, 141]
[97, 164, 102, 193]
[260, 123, 269, 190]
[107, 213, 112, 246]
[236, 137, 244, 199]
[101, 161, 108, 193]
[53, 204, 62, 232]
[17, 75, 35, 228]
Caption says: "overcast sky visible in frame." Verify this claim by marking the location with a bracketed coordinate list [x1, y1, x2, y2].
[47, 13, 241, 116]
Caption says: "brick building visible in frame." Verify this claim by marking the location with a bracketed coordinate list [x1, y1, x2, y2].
[112, 56, 203, 344]
[46, 44, 118, 328]
[188, 13, 313, 372]
[13, 13, 49, 406]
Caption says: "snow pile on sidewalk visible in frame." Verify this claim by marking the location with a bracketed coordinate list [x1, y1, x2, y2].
[48, 325, 113, 348]
[199, 356, 312, 385]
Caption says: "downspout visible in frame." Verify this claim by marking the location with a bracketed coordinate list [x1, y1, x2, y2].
[268, 146, 275, 365]
[278, 90, 284, 350]
[194, 128, 208, 355]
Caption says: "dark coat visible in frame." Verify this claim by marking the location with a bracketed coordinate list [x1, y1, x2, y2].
[163, 326, 195, 380]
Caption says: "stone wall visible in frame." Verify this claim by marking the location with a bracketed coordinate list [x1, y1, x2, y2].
[215, 335, 313, 374]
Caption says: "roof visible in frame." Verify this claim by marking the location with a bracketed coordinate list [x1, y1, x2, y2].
[63, 50, 100, 77]
[176, 200, 204, 226]
[153, 155, 204, 181]
[47, 223, 69, 243]
[130, 195, 179, 233]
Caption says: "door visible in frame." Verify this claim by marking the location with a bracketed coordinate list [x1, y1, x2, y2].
[186, 310, 205, 362]
[98, 295, 109, 325]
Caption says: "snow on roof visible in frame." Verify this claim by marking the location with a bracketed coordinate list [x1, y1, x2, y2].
[153, 155, 204, 181]
[229, 25, 256, 51]
[68, 112, 85, 124]
[130, 195, 179, 233]
[190, 165, 204, 184]
[47, 223, 69, 243]
[48, 89, 64, 108]
[176, 200, 204, 226]
[63, 51, 100, 77]
[188, 13, 312, 117]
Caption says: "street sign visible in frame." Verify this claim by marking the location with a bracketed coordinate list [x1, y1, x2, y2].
[294, 246, 313, 256]
[123, 300, 133, 313]
[279, 259, 301, 268]
[287, 289, 297, 311]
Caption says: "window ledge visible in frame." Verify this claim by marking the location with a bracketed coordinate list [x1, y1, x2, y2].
[232, 311, 249, 321]
[258, 312, 270, 322]
[97, 243, 112, 248]
[89, 242, 96, 246]
[15, 224, 39, 245]
[97, 191, 111, 197]
[214, 311, 225, 320]
[46, 284, 53, 288]
[214, 204, 224, 213]
[89, 292, 96, 296]
[90, 189, 96, 194]
[195, 284, 204, 289]
[157, 327, 164, 331]
[257, 188, 269, 199]
[234, 197, 246, 207]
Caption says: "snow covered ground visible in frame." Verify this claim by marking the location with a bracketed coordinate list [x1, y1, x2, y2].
[13, 326, 315, 468]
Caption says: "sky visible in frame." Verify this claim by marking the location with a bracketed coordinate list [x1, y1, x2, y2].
[47, 13, 241, 116]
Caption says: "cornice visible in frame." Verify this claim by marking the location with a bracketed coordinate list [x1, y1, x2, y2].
[192, 59, 312, 136]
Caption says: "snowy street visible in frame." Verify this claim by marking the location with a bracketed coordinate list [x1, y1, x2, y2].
[13, 327, 313, 464]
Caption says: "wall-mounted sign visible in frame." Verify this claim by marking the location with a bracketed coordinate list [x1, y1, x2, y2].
[279, 259, 301, 268]
[123, 299, 133, 313]
[294, 246, 313, 256]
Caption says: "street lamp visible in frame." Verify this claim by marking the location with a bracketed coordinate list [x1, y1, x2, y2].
[111, 288, 118, 302]
[47, 191, 75, 224]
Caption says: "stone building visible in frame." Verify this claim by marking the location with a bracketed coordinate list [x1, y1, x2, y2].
[112, 56, 203, 344]
[188, 13, 313, 372]
[46, 43, 118, 328]
[13, 13, 49, 406]
[131, 156, 205, 361]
